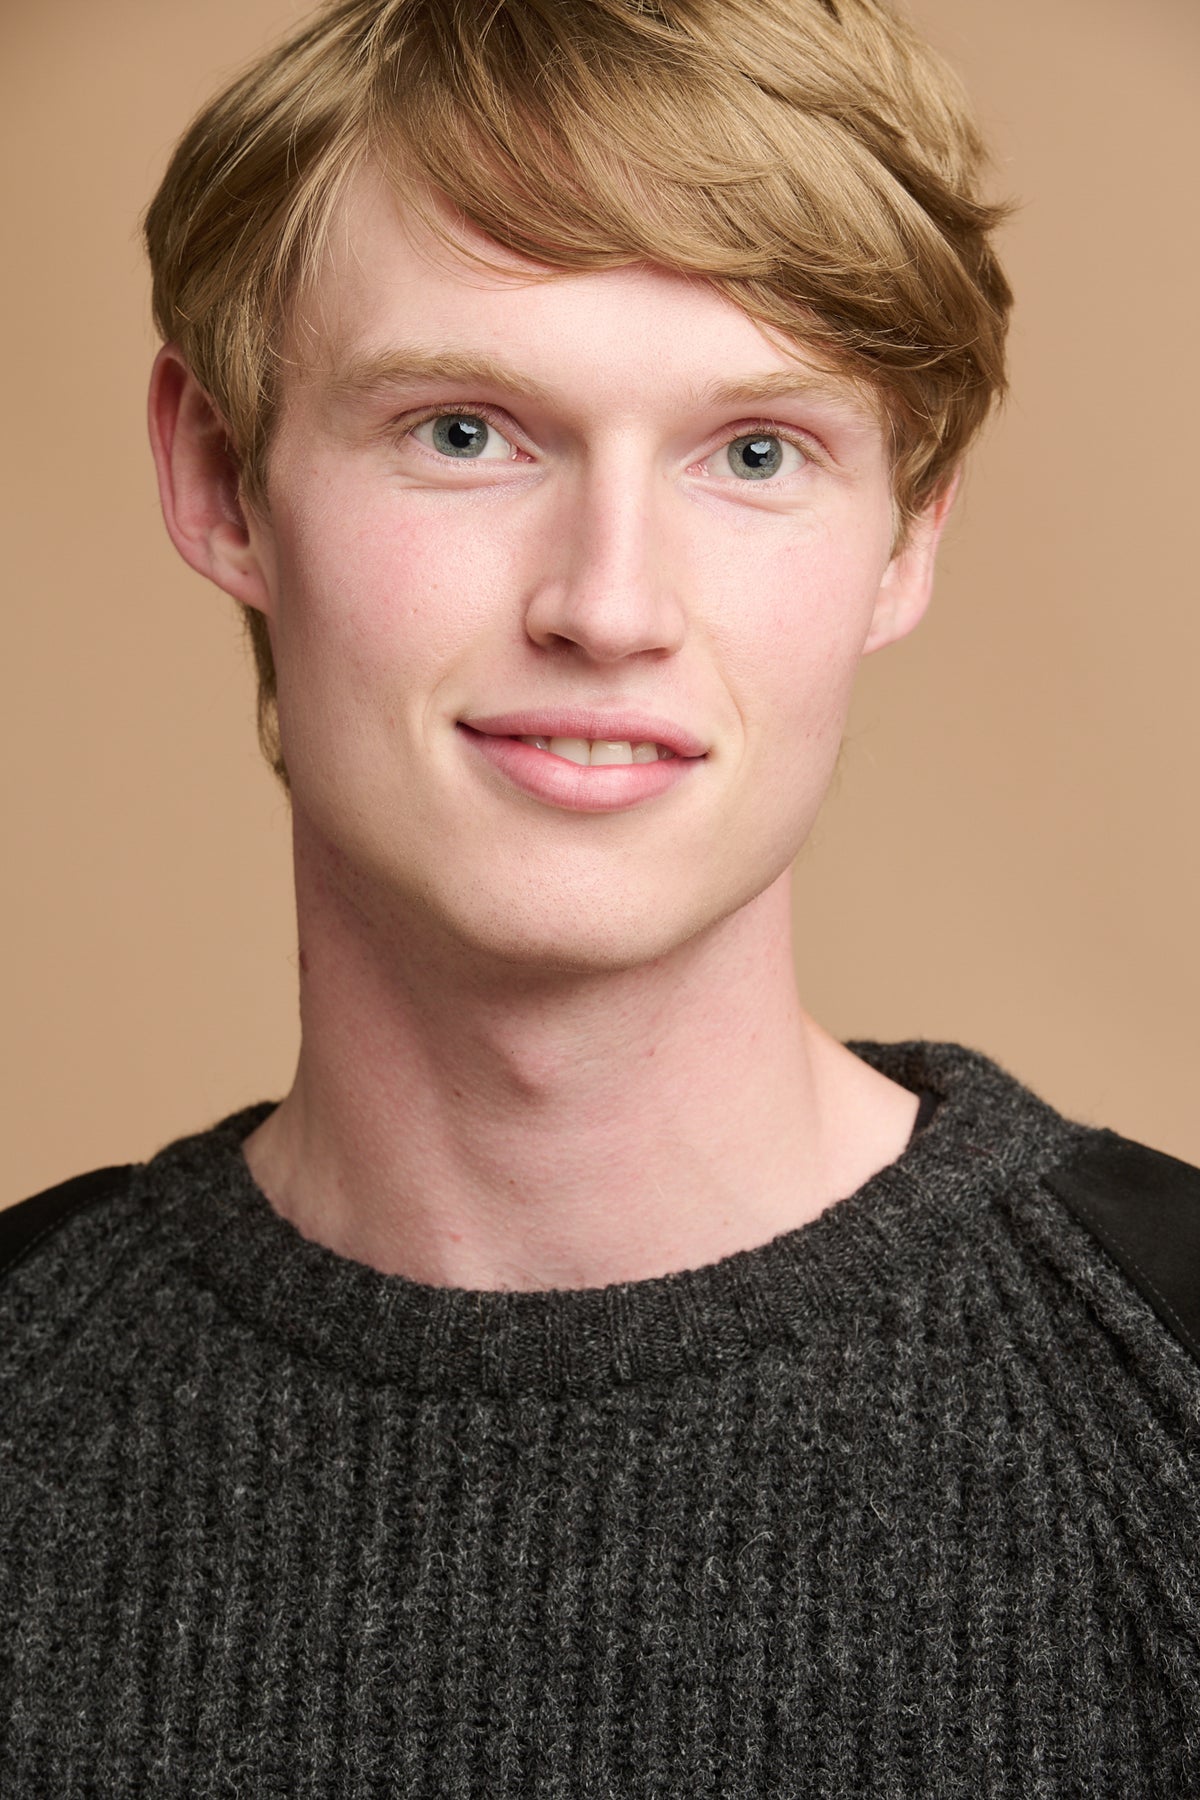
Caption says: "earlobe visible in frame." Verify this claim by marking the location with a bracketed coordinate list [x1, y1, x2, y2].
[862, 472, 960, 656]
[147, 344, 273, 614]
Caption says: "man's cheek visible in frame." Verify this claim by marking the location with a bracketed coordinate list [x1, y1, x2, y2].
[324, 537, 504, 665]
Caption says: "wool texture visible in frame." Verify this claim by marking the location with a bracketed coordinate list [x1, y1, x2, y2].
[2, 1039, 1198, 1797]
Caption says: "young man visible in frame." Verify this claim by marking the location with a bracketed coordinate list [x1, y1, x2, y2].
[2, 0, 1197, 1791]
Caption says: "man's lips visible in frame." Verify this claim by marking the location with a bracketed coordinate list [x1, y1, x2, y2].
[460, 711, 708, 760]
[457, 716, 704, 813]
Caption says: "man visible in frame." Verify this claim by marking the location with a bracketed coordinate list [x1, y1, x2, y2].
[2, 0, 1197, 1791]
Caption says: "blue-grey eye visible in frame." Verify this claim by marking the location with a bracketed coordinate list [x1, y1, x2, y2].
[727, 433, 785, 480]
[430, 413, 490, 457]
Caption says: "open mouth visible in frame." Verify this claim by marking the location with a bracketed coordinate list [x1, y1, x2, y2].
[504, 735, 677, 766]
[459, 714, 707, 761]
[457, 722, 704, 812]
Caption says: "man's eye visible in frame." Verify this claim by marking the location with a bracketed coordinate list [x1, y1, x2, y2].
[411, 412, 516, 461]
[723, 433, 807, 481]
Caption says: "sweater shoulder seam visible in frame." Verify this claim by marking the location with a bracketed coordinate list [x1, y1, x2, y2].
[1041, 1131, 1200, 1368]
[0, 1166, 137, 1283]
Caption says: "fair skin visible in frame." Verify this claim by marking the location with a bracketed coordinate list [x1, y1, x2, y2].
[149, 168, 955, 1291]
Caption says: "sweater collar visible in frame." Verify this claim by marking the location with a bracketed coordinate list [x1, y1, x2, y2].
[146, 1040, 1083, 1397]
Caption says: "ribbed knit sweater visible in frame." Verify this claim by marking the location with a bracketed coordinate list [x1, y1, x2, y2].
[2, 1040, 1198, 1797]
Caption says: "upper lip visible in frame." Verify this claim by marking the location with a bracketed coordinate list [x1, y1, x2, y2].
[461, 711, 708, 758]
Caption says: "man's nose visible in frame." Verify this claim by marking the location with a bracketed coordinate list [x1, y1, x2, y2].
[522, 462, 688, 664]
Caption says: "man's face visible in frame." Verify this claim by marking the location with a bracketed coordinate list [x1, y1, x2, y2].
[244, 170, 941, 972]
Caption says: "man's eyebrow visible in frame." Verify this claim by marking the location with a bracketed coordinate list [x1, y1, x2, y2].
[320, 347, 558, 407]
[319, 345, 874, 420]
[693, 368, 878, 417]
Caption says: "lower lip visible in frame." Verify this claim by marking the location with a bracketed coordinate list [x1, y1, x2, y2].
[459, 727, 701, 812]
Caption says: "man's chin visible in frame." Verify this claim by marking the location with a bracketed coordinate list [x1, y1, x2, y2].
[293, 814, 757, 978]
[428, 899, 714, 980]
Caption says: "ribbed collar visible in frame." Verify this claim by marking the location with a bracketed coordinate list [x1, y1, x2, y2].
[144, 1041, 1087, 1397]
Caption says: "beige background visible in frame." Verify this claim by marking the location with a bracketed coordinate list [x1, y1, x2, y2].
[4, 0, 1197, 1199]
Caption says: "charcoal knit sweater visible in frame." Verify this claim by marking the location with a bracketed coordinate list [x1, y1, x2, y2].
[2, 1040, 1198, 1797]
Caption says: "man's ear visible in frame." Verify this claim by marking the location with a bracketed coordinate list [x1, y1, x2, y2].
[862, 470, 960, 656]
[147, 344, 274, 615]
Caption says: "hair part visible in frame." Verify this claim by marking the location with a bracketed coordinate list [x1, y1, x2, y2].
[145, 0, 1013, 786]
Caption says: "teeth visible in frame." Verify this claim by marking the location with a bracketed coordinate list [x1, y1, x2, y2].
[590, 740, 633, 765]
[519, 736, 673, 764]
[547, 737, 590, 765]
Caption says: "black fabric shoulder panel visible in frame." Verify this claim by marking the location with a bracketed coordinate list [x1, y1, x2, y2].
[1043, 1132, 1200, 1365]
[0, 1166, 136, 1284]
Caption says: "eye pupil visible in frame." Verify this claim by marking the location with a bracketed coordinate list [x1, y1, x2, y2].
[728, 434, 783, 480]
[432, 414, 488, 457]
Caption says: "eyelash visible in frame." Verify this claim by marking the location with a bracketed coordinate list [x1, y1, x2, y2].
[716, 425, 819, 477]
[402, 405, 528, 460]
[397, 405, 822, 477]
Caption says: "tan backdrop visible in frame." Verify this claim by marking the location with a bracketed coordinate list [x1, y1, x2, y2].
[4, 0, 1197, 1198]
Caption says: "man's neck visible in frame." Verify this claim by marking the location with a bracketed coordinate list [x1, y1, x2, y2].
[243, 858, 919, 1291]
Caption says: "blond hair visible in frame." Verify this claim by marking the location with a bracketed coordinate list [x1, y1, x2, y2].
[145, 0, 1012, 783]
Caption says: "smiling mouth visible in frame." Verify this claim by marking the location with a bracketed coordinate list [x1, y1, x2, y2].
[459, 716, 707, 763]
[458, 722, 701, 812]
[509, 735, 677, 765]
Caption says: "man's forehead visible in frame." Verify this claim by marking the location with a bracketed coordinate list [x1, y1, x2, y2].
[284, 167, 884, 429]
[289, 163, 546, 354]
